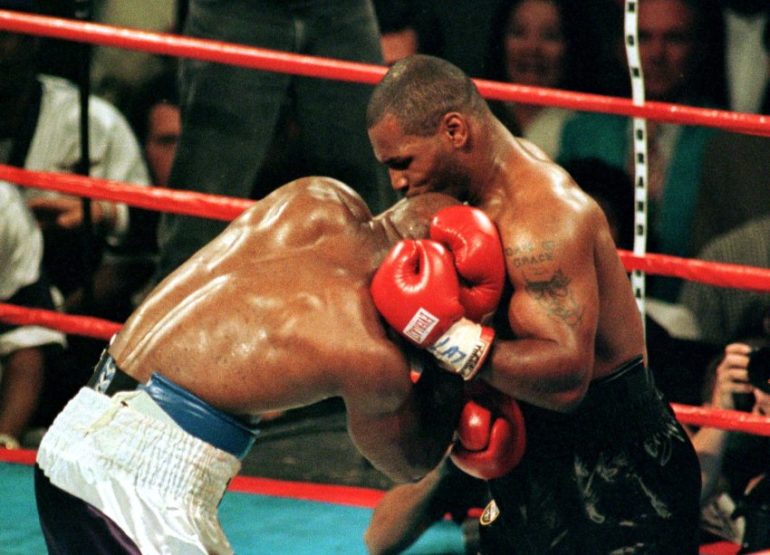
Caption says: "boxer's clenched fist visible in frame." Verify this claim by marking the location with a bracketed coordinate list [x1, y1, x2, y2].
[371, 239, 494, 380]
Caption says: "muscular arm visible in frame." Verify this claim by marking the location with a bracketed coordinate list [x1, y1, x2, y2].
[344, 348, 464, 483]
[480, 205, 600, 412]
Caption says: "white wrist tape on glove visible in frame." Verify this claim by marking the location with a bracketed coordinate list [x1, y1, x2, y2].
[427, 318, 494, 380]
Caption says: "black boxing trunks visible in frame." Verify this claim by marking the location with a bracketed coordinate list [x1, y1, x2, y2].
[35, 349, 260, 554]
[479, 356, 701, 554]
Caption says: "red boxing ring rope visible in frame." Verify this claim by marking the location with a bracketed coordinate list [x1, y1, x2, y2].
[2, 9, 770, 137]
[671, 404, 770, 437]
[0, 10, 769, 439]
[0, 303, 119, 340]
[618, 251, 770, 293]
[2, 300, 770, 438]
[0, 164, 253, 221]
[6, 163, 770, 293]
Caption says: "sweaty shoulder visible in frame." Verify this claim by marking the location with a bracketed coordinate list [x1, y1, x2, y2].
[497, 146, 602, 246]
[237, 176, 373, 248]
[507, 139, 587, 204]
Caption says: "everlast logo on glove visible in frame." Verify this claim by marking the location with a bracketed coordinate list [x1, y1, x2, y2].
[427, 338, 483, 380]
[428, 324, 492, 380]
[403, 308, 440, 345]
[429, 336, 469, 366]
[370, 234, 496, 381]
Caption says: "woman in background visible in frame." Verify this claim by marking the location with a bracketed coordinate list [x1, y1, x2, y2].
[483, 0, 582, 158]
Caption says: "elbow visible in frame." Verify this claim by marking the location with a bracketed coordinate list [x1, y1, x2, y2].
[400, 453, 444, 483]
[396, 444, 451, 484]
[389, 460, 431, 484]
[551, 387, 587, 413]
[379, 454, 440, 484]
[546, 366, 592, 413]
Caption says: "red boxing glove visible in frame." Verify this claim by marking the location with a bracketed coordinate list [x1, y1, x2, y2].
[430, 206, 505, 322]
[450, 382, 526, 480]
[371, 239, 494, 380]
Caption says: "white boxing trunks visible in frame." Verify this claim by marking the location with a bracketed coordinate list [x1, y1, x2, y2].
[36, 386, 242, 555]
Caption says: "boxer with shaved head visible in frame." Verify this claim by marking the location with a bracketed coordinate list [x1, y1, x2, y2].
[366, 54, 701, 554]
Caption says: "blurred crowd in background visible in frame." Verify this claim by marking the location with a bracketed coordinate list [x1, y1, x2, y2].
[1, 0, 770, 549]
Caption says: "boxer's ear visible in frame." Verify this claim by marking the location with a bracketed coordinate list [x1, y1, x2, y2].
[441, 113, 469, 149]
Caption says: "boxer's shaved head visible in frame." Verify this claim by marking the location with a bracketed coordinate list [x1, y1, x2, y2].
[367, 54, 488, 136]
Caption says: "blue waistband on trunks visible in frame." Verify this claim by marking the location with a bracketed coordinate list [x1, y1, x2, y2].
[140, 372, 259, 460]
[87, 348, 259, 459]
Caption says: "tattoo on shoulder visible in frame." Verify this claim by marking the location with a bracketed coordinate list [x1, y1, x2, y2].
[506, 241, 584, 327]
[524, 270, 584, 327]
